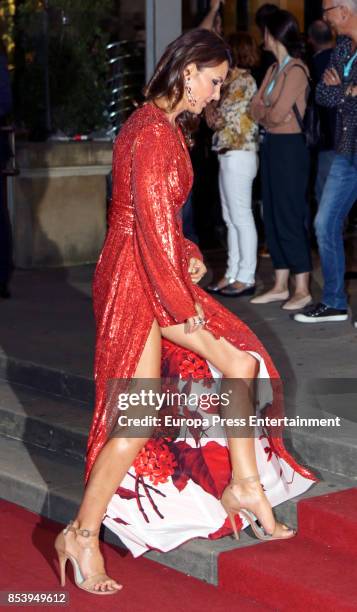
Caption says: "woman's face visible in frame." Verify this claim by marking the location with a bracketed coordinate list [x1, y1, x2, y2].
[184, 60, 229, 114]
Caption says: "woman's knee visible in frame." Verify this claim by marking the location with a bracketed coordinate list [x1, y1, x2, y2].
[223, 350, 259, 378]
[231, 210, 255, 229]
[162, 327, 259, 378]
[104, 435, 150, 458]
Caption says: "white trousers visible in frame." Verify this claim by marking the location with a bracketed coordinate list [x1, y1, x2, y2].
[218, 150, 258, 285]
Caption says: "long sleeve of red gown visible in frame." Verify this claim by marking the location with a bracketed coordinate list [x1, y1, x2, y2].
[184, 237, 203, 262]
[132, 123, 199, 325]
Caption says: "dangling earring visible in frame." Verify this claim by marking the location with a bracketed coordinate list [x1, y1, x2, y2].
[185, 78, 197, 107]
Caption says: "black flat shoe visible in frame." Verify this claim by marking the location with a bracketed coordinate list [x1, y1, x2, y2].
[0, 283, 10, 299]
[220, 285, 256, 297]
[205, 282, 232, 294]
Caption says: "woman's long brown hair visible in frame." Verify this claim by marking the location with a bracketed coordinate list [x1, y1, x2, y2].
[144, 28, 232, 146]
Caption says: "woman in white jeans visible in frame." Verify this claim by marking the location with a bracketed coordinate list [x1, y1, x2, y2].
[206, 32, 260, 297]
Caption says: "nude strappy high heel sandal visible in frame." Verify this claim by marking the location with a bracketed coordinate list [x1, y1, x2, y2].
[54, 520, 122, 595]
[221, 475, 296, 541]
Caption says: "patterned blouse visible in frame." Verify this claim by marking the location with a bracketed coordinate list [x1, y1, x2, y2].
[206, 67, 259, 153]
[316, 36, 357, 157]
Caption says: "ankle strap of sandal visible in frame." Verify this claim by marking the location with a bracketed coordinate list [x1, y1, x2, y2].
[231, 475, 260, 484]
[63, 520, 100, 538]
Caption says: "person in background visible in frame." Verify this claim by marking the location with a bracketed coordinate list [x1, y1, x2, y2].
[0, 41, 12, 299]
[250, 10, 312, 311]
[180, 0, 226, 248]
[206, 32, 260, 297]
[295, 0, 357, 324]
[253, 4, 280, 260]
[182, 189, 199, 244]
[308, 20, 337, 203]
[200, 0, 225, 37]
[254, 3, 280, 86]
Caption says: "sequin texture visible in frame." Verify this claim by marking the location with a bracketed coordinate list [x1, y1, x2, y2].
[85, 102, 312, 482]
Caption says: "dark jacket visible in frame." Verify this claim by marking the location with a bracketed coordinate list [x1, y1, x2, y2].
[311, 47, 336, 151]
[316, 36, 357, 156]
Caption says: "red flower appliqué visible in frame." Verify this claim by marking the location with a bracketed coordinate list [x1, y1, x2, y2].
[134, 438, 177, 486]
[179, 354, 213, 381]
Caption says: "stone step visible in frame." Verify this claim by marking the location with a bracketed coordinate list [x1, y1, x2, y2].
[2, 352, 357, 477]
[0, 379, 90, 461]
[1, 376, 357, 482]
[0, 379, 355, 585]
[0, 352, 94, 403]
[285, 424, 357, 480]
[0, 434, 354, 586]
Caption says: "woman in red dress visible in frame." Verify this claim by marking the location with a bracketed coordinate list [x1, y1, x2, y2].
[54, 29, 315, 595]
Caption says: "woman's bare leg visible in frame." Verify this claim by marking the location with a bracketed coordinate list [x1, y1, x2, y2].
[290, 272, 311, 301]
[76, 320, 161, 528]
[62, 320, 161, 592]
[161, 323, 259, 478]
[250, 269, 290, 304]
[282, 272, 312, 310]
[161, 323, 293, 537]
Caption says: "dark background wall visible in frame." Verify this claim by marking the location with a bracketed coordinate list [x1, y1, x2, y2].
[305, 0, 323, 31]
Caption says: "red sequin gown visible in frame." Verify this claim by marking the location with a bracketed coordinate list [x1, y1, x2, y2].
[84, 102, 316, 555]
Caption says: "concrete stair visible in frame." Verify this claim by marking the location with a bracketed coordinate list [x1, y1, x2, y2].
[0, 359, 356, 585]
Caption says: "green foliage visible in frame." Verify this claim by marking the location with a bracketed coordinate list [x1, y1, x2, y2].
[15, 0, 113, 137]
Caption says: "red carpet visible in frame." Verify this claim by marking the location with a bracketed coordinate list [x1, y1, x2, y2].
[0, 500, 264, 612]
[218, 488, 357, 612]
[1, 490, 356, 611]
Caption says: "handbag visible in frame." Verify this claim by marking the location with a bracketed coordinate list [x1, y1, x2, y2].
[291, 65, 321, 149]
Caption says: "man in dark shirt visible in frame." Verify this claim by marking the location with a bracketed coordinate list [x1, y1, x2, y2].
[308, 20, 336, 203]
[295, 0, 357, 324]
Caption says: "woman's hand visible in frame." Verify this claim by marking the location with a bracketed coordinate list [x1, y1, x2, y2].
[188, 257, 207, 284]
[185, 302, 206, 334]
[323, 68, 342, 87]
[346, 83, 357, 97]
[249, 98, 266, 122]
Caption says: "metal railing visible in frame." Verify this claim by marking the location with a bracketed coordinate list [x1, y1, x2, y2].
[105, 40, 145, 137]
